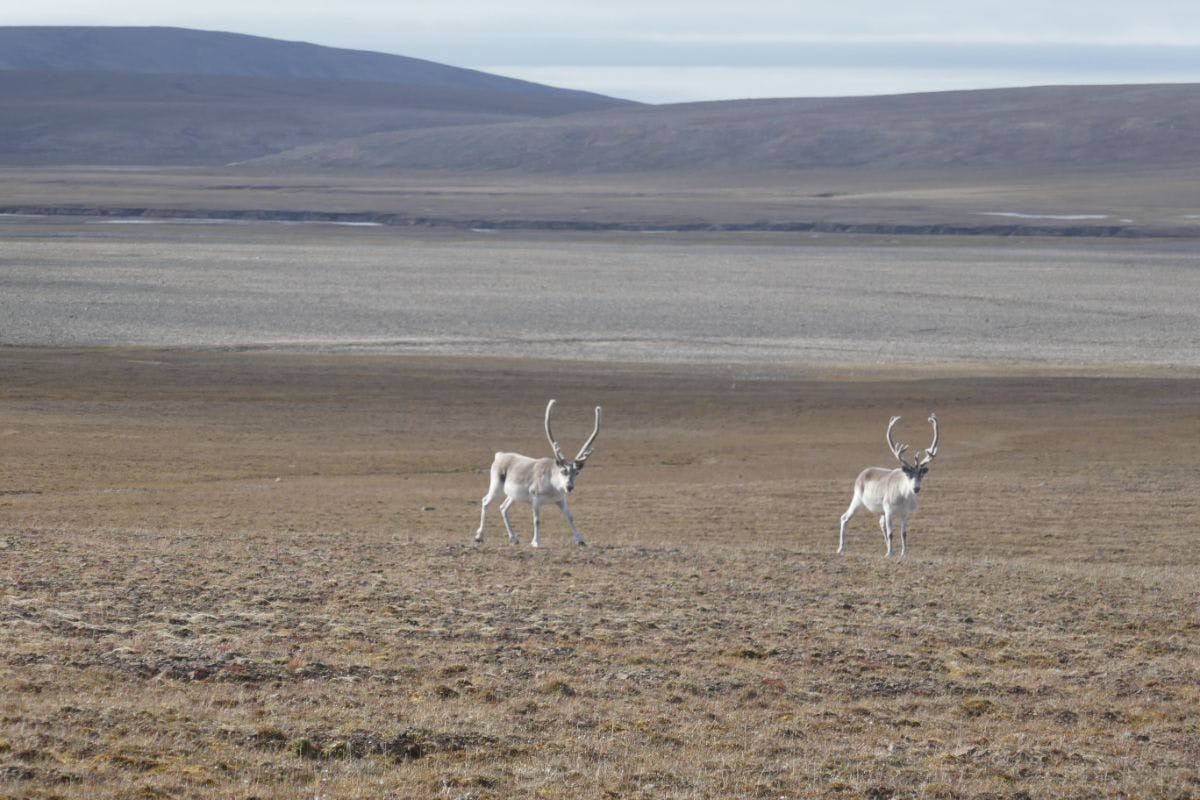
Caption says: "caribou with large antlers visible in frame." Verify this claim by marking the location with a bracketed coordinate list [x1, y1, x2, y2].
[838, 413, 939, 557]
[475, 399, 601, 547]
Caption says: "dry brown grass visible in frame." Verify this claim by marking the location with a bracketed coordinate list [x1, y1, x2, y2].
[2, 348, 1198, 799]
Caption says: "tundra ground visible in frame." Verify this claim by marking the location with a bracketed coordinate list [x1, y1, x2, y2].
[1, 349, 1197, 798]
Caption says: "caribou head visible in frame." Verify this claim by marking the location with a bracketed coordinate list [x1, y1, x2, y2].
[885, 413, 939, 494]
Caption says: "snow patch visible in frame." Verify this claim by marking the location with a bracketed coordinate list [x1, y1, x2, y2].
[978, 212, 1110, 221]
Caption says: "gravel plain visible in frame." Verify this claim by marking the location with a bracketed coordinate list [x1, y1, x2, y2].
[3, 216, 1199, 365]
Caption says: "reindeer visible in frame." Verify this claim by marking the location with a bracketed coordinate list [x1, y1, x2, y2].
[475, 399, 601, 548]
[838, 413, 939, 557]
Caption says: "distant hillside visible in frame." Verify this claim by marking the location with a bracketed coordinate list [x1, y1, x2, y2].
[249, 84, 1200, 173]
[0, 26, 621, 102]
[0, 70, 625, 166]
[0, 26, 632, 166]
[3, 27, 1197, 176]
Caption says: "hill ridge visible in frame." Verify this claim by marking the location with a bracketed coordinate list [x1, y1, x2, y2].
[0, 25, 626, 103]
[248, 82, 1200, 173]
[2, 27, 1198, 177]
[0, 26, 630, 166]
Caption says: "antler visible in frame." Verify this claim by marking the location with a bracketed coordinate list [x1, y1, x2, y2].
[575, 406, 602, 462]
[916, 413, 939, 466]
[544, 399, 567, 463]
[885, 415, 915, 468]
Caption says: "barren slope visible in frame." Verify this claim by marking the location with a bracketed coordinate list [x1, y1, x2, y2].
[0, 26, 631, 166]
[250, 84, 1200, 173]
[0, 70, 623, 166]
[0, 26, 623, 99]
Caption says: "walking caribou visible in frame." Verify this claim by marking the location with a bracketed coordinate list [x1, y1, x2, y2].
[838, 413, 939, 557]
[475, 399, 601, 547]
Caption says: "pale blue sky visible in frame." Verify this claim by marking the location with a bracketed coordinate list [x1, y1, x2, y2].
[5, 1, 1200, 102]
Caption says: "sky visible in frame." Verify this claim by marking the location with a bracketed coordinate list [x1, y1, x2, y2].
[6, 1, 1200, 103]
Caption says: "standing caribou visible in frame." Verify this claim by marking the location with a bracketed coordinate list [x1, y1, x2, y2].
[475, 399, 601, 548]
[838, 413, 939, 557]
